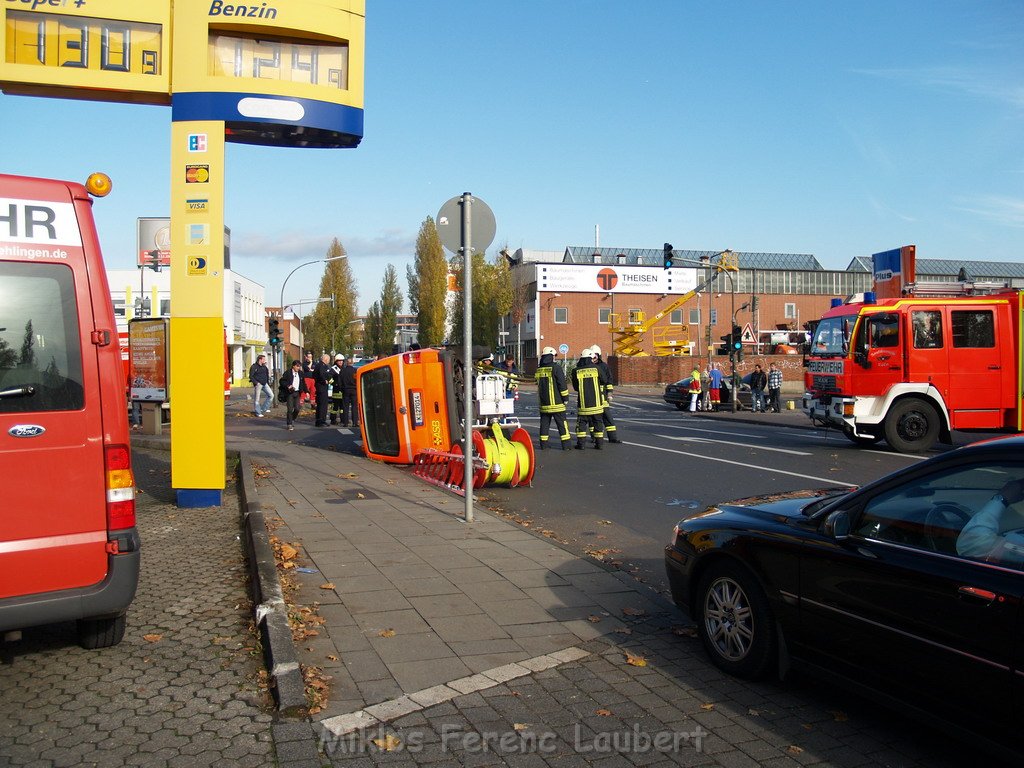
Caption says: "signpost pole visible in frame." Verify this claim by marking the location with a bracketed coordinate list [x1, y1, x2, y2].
[461, 193, 474, 524]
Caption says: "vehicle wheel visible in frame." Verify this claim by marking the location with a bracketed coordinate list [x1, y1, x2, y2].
[696, 562, 777, 679]
[674, 403, 686, 411]
[883, 399, 939, 453]
[77, 613, 126, 649]
[842, 426, 882, 446]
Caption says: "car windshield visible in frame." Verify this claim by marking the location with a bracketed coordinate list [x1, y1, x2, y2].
[810, 316, 854, 358]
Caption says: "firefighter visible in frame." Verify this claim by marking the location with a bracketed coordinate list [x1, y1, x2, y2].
[590, 345, 620, 443]
[536, 346, 571, 450]
[571, 347, 606, 450]
[329, 354, 345, 425]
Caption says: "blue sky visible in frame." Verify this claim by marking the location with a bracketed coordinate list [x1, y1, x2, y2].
[2, 1, 1022, 313]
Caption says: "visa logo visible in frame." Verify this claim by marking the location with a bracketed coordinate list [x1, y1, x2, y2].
[185, 199, 208, 213]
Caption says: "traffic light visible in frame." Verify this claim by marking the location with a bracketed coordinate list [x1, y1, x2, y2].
[268, 317, 282, 346]
[146, 249, 161, 272]
[731, 324, 742, 362]
[663, 242, 674, 270]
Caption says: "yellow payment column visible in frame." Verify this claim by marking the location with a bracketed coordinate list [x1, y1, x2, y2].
[170, 0, 364, 506]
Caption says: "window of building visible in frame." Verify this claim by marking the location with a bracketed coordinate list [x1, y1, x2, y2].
[160, 299, 170, 316]
[113, 299, 126, 318]
[598, 307, 610, 324]
[688, 308, 701, 325]
[670, 310, 683, 325]
[784, 302, 797, 319]
[554, 307, 568, 324]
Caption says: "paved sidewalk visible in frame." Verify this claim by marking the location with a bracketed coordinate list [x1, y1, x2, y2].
[226, 409, 983, 768]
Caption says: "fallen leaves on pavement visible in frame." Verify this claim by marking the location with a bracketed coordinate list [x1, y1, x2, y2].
[372, 734, 402, 752]
[624, 652, 647, 667]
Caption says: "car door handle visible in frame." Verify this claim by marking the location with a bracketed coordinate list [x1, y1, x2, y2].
[958, 586, 997, 604]
[988, 365, 1001, 370]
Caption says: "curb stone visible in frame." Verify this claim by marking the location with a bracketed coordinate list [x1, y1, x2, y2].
[238, 450, 309, 717]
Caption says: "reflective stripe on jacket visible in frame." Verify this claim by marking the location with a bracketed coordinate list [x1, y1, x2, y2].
[573, 365, 604, 416]
[536, 358, 568, 414]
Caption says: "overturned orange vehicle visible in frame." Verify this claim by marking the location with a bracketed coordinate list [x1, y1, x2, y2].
[354, 348, 535, 491]
[355, 348, 461, 464]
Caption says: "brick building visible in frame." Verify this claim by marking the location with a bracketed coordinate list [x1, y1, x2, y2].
[504, 246, 1024, 384]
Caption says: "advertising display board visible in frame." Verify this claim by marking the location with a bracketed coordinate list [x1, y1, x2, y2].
[129, 318, 169, 402]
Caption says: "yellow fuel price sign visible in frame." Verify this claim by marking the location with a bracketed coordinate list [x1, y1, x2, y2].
[1, 1, 171, 102]
[172, 0, 364, 148]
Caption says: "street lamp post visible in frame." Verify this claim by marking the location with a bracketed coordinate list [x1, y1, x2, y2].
[277, 254, 347, 390]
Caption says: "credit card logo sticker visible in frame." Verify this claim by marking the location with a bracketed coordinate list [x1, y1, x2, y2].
[185, 165, 210, 183]
[189, 224, 209, 246]
[188, 256, 208, 275]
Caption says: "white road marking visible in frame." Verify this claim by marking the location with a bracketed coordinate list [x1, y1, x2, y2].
[654, 433, 812, 456]
[624, 441, 855, 487]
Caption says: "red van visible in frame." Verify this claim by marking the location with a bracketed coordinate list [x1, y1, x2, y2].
[0, 172, 139, 648]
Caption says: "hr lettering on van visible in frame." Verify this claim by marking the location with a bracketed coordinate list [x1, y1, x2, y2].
[0, 203, 56, 241]
[0, 199, 81, 245]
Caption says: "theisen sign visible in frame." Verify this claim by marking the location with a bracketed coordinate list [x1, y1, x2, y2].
[538, 264, 698, 295]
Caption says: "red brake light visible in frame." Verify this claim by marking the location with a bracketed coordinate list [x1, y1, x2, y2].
[105, 444, 136, 530]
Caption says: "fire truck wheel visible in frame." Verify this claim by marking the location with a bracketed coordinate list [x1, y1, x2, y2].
[842, 426, 882, 446]
[884, 398, 939, 453]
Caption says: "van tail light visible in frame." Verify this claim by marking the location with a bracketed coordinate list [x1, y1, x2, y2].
[105, 444, 136, 531]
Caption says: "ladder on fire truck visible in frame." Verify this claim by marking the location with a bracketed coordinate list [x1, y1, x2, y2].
[609, 250, 739, 356]
[903, 280, 1011, 298]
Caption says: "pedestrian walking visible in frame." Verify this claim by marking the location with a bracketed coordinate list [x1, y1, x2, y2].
[328, 354, 345, 425]
[590, 345, 620, 443]
[709, 363, 724, 411]
[767, 361, 783, 413]
[750, 363, 768, 412]
[338, 355, 359, 428]
[248, 354, 273, 416]
[279, 359, 308, 430]
[535, 346, 571, 450]
[301, 352, 317, 407]
[571, 348, 606, 449]
[688, 364, 702, 413]
[313, 353, 335, 426]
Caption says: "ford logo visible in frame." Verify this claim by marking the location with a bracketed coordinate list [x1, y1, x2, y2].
[8, 425, 46, 438]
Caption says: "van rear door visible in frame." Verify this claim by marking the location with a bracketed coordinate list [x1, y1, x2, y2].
[0, 183, 109, 599]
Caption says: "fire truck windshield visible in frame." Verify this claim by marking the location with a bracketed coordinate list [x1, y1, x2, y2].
[811, 316, 853, 358]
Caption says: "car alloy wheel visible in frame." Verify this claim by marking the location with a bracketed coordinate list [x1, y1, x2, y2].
[703, 575, 755, 661]
[696, 562, 777, 679]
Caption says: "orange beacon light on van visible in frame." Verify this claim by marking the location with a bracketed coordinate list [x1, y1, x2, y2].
[356, 349, 461, 465]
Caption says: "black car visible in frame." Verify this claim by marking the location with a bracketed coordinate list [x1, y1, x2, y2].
[665, 435, 1024, 753]
[663, 373, 753, 410]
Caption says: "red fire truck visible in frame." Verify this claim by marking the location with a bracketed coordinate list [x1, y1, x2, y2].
[803, 285, 1023, 453]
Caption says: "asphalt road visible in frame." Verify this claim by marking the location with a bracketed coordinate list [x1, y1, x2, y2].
[481, 388, 997, 593]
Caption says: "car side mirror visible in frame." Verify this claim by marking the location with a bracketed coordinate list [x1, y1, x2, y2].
[823, 509, 851, 541]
